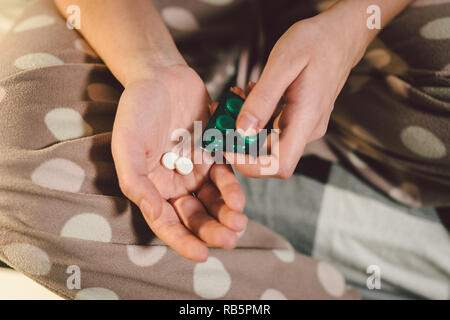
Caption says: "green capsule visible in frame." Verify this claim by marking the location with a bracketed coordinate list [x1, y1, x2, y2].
[225, 97, 244, 116]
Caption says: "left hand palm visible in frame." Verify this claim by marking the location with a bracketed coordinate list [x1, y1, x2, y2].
[112, 65, 247, 262]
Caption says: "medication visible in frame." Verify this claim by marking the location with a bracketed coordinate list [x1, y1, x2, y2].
[175, 156, 194, 175]
[161, 152, 179, 170]
[201, 90, 264, 154]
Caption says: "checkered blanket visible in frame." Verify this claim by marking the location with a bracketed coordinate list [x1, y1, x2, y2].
[237, 143, 450, 300]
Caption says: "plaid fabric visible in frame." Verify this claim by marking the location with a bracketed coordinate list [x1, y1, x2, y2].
[238, 149, 450, 300]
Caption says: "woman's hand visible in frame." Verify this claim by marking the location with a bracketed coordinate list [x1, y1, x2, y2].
[233, 0, 412, 178]
[112, 65, 247, 262]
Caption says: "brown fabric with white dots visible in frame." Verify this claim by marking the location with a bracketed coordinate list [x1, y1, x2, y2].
[0, 0, 359, 300]
[0, 0, 448, 299]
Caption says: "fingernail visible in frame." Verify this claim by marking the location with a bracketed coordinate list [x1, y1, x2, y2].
[140, 200, 154, 222]
[237, 112, 258, 134]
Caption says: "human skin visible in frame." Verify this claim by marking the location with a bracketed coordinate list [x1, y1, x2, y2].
[54, 0, 413, 261]
[233, 0, 414, 178]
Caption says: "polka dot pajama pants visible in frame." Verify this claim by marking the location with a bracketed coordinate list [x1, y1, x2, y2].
[0, 0, 448, 299]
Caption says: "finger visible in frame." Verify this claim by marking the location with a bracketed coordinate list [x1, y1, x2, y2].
[235, 43, 309, 134]
[142, 201, 209, 262]
[209, 164, 246, 212]
[197, 181, 248, 232]
[112, 133, 163, 221]
[171, 195, 238, 249]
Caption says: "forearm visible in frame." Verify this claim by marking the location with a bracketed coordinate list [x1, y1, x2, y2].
[54, 0, 186, 86]
[321, 0, 414, 66]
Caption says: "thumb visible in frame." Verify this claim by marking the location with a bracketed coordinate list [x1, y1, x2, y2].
[235, 75, 282, 135]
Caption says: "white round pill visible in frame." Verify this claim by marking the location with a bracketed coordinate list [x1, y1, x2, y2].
[175, 157, 194, 175]
[161, 152, 179, 170]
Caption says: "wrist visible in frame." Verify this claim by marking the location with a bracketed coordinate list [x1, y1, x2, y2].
[317, 0, 379, 68]
[319, 0, 414, 68]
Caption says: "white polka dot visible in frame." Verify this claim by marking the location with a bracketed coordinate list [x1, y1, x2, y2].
[420, 17, 450, 40]
[2, 243, 51, 276]
[272, 243, 295, 263]
[74, 39, 98, 58]
[198, 0, 234, 5]
[75, 287, 119, 300]
[14, 53, 63, 70]
[0, 87, 5, 103]
[260, 289, 287, 300]
[87, 83, 121, 102]
[31, 158, 85, 192]
[401, 126, 447, 159]
[161, 7, 199, 31]
[13, 15, 55, 32]
[45, 108, 93, 141]
[412, 0, 450, 7]
[317, 262, 345, 297]
[364, 48, 391, 69]
[126, 245, 167, 267]
[61, 213, 112, 243]
[194, 257, 231, 299]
